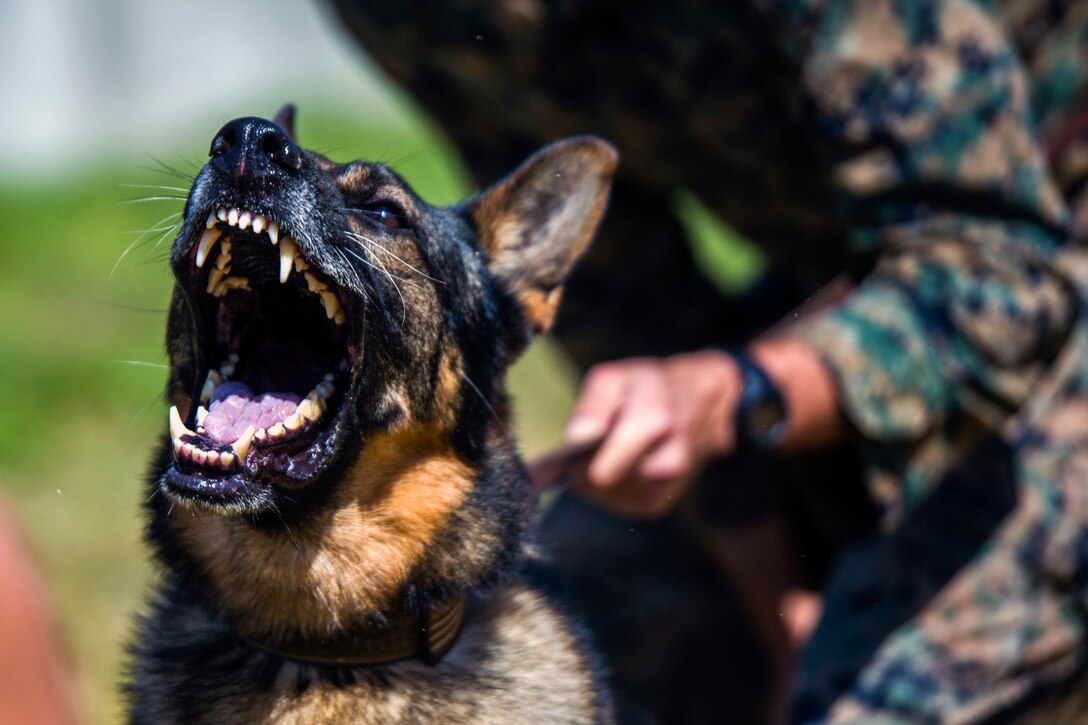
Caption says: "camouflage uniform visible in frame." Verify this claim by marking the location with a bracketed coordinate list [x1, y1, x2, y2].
[332, 0, 1088, 721]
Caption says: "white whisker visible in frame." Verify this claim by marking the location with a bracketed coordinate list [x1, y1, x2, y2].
[342, 229, 445, 285]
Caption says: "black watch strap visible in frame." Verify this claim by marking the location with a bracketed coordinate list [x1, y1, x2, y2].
[730, 349, 789, 451]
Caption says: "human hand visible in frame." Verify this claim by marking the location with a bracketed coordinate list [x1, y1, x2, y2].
[530, 351, 741, 519]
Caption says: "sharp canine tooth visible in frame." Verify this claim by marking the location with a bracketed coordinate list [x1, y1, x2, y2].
[279, 237, 298, 283]
[217, 207, 228, 222]
[268, 222, 280, 245]
[238, 211, 252, 230]
[252, 215, 265, 234]
[228, 208, 240, 227]
[169, 405, 193, 440]
[195, 228, 220, 268]
[231, 426, 256, 462]
[205, 212, 216, 229]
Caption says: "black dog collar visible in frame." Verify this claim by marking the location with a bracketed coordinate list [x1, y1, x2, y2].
[241, 596, 467, 668]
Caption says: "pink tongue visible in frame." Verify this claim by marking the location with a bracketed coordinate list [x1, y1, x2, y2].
[203, 382, 300, 444]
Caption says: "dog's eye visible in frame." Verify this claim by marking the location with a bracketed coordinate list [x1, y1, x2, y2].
[356, 204, 407, 231]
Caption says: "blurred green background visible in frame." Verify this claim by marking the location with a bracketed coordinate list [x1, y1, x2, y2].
[0, 2, 760, 723]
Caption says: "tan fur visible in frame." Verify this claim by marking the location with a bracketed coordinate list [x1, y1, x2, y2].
[470, 138, 617, 334]
[171, 424, 473, 641]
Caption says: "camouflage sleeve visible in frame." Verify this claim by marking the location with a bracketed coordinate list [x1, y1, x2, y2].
[766, 0, 1077, 442]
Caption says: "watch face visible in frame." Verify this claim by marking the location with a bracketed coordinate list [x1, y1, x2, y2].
[746, 395, 788, 447]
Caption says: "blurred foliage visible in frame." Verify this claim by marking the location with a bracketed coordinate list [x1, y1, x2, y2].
[0, 97, 759, 724]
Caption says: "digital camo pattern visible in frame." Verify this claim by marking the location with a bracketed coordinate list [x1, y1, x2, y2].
[332, 0, 1088, 721]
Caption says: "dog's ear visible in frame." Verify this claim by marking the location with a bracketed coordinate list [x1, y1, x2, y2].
[466, 137, 618, 334]
[273, 103, 297, 141]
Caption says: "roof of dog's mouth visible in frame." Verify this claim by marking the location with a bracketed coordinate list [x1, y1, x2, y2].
[163, 203, 362, 504]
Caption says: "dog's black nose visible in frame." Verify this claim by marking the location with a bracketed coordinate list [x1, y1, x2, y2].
[209, 117, 302, 179]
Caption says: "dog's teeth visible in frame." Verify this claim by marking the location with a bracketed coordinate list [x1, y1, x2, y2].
[294, 256, 309, 272]
[205, 212, 216, 229]
[253, 427, 267, 443]
[304, 272, 326, 293]
[195, 228, 220, 268]
[319, 291, 342, 320]
[227, 208, 240, 227]
[219, 451, 236, 468]
[182, 442, 195, 459]
[222, 277, 250, 293]
[172, 438, 183, 459]
[252, 215, 266, 234]
[169, 405, 195, 441]
[231, 426, 256, 462]
[283, 412, 304, 431]
[217, 207, 228, 222]
[298, 394, 324, 421]
[219, 361, 235, 378]
[238, 211, 252, 230]
[215, 239, 232, 270]
[193, 448, 208, 465]
[268, 222, 280, 245]
[195, 405, 209, 427]
[268, 422, 286, 438]
[206, 266, 228, 294]
[315, 381, 334, 399]
[333, 310, 346, 326]
[279, 237, 298, 283]
[200, 370, 224, 404]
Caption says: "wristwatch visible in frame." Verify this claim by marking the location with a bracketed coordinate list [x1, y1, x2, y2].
[730, 349, 789, 450]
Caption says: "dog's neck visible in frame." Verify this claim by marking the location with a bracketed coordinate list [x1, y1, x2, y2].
[238, 593, 468, 667]
[166, 423, 489, 644]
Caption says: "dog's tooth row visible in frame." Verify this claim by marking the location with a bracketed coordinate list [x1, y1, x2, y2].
[207, 206, 280, 243]
[195, 209, 345, 323]
[194, 369, 336, 449]
[169, 405, 246, 470]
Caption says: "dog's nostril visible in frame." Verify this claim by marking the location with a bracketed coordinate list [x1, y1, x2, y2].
[260, 130, 302, 173]
[209, 135, 231, 157]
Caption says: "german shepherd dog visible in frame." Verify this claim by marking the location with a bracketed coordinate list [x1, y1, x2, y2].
[126, 106, 617, 723]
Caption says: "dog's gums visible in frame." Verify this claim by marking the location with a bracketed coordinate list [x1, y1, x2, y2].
[164, 199, 359, 501]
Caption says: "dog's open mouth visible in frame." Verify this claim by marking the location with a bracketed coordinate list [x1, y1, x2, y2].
[164, 205, 359, 503]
